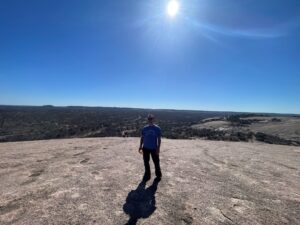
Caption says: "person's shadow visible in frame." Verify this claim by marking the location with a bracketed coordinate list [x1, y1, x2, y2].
[123, 178, 161, 225]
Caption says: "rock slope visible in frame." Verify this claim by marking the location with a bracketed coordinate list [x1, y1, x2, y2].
[0, 138, 299, 225]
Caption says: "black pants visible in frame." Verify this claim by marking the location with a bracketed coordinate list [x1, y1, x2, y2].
[143, 147, 162, 178]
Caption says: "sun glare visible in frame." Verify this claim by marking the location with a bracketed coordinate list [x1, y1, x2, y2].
[167, 0, 179, 17]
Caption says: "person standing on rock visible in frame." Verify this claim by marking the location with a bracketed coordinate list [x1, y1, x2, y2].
[139, 114, 162, 182]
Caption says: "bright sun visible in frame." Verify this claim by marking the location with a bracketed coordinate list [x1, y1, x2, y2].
[167, 0, 179, 17]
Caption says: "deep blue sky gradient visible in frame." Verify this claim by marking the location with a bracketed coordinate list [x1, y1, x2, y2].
[1, 0, 300, 113]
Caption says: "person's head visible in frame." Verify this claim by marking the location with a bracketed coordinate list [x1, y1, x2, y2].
[147, 114, 155, 124]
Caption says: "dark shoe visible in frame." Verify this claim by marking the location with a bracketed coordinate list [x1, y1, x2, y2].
[155, 171, 162, 179]
[154, 177, 161, 182]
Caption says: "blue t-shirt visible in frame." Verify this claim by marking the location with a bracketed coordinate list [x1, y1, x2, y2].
[142, 124, 161, 150]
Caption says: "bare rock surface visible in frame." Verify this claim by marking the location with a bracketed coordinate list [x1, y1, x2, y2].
[0, 137, 299, 225]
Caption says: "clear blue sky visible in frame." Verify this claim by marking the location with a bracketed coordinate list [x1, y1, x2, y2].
[1, 0, 300, 114]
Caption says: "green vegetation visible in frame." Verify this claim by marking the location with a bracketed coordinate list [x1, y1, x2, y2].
[0, 106, 299, 146]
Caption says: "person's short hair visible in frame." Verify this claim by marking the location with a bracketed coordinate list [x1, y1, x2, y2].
[147, 114, 155, 120]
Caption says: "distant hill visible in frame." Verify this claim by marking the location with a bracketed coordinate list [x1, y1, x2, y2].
[0, 105, 299, 145]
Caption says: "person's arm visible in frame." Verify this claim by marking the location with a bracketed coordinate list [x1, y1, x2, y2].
[156, 127, 161, 155]
[156, 136, 161, 155]
[139, 135, 143, 154]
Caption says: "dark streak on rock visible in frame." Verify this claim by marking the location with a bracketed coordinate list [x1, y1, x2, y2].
[181, 214, 194, 224]
[220, 209, 235, 224]
[80, 158, 90, 164]
[0, 201, 20, 215]
[73, 152, 86, 157]
[29, 169, 44, 177]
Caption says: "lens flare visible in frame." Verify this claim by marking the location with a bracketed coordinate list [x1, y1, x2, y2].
[167, 0, 179, 17]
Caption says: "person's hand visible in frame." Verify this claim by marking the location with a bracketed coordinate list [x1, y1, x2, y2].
[156, 148, 160, 155]
[138, 147, 143, 154]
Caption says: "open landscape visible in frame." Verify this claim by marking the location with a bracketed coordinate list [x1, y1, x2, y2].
[0, 137, 299, 225]
[1, 105, 300, 146]
[1, 106, 299, 224]
[1, 0, 300, 224]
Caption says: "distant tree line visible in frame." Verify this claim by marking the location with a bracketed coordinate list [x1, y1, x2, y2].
[0, 106, 298, 146]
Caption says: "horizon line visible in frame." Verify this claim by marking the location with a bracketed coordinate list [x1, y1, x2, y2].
[0, 104, 299, 116]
